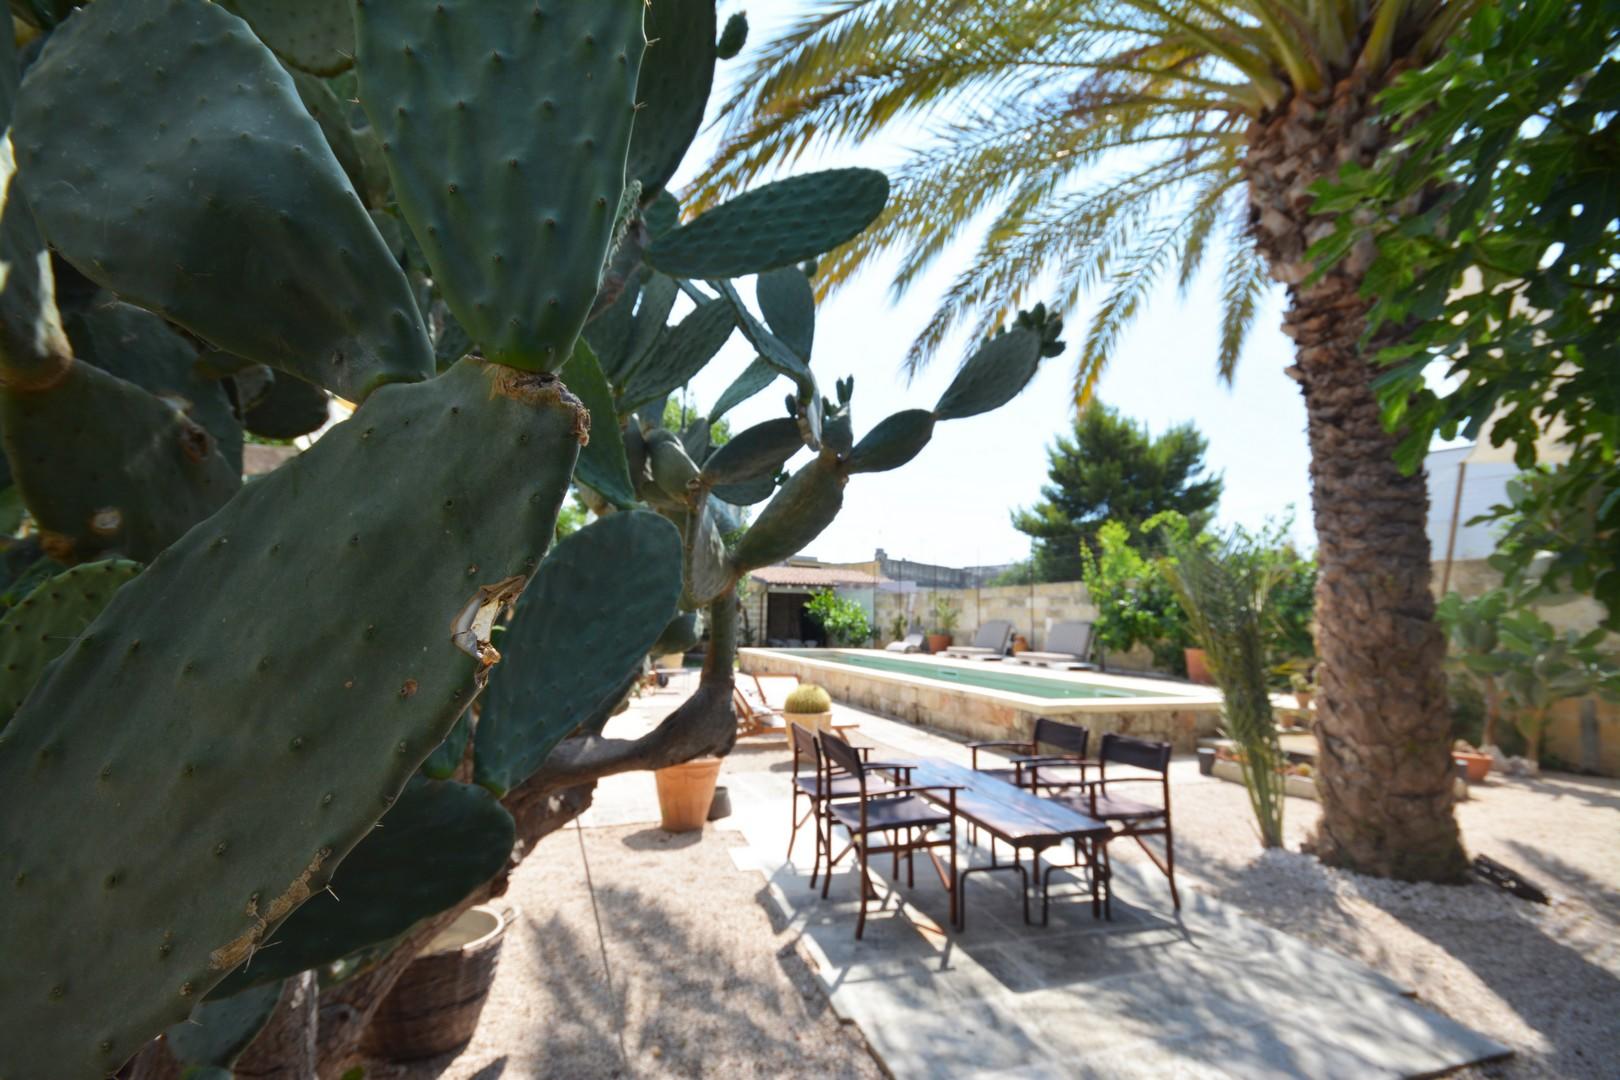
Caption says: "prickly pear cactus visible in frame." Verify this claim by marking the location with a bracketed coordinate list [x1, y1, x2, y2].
[0, 360, 585, 1076]
[355, 0, 645, 373]
[0, 559, 140, 726]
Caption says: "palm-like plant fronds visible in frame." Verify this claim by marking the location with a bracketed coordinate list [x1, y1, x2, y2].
[692, 0, 1477, 399]
[1162, 530, 1287, 848]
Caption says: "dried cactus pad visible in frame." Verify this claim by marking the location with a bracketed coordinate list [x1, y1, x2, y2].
[0, 560, 141, 729]
[0, 359, 583, 1077]
[15, 0, 433, 402]
[356, 0, 646, 373]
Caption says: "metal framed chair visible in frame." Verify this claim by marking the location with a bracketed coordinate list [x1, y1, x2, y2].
[1048, 732, 1178, 913]
[969, 718, 1092, 791]
[786, 722, 910, 888]
[821, 732, 961, 938]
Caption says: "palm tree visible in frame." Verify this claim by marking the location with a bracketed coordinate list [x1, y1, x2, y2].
[693, 0, 1478, 881]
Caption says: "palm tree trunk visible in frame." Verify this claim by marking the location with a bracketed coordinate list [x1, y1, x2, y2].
[1245, 82, 1470, 883]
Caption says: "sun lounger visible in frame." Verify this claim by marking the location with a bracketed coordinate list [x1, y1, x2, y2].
[942, 619, 1013, 660]
[1010, 620, 1096, 669]
[885, 633, 926, 653]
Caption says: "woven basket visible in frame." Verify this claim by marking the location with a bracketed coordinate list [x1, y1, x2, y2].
[361, 905, 507, 1062]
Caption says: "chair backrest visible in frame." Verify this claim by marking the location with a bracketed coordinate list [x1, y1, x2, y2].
[1046, 620, 1094, 659]
[905, 632, 925, 648]
[754, 674, 799, 709]
[821, 730, 864, 785]
[973, 619, 1014, 651]
[1099, 732, 1171, 774]
[737, 681, 771, 714]
[1033, 718, 1089, 758]
[787, 719, 820, 772]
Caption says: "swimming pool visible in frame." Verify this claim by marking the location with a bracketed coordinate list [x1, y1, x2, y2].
[771, 649, 1175, 699]
[741, 647, 1222, 750]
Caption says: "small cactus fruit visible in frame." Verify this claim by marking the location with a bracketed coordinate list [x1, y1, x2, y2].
[207, 778, 515, 996]
[355, 0, 646, 373]
[221, 0, 357, 76]
[626, 0, 716, 197]
[242, 373, 333, 441]
[15, 0, 433, 403]
[846, 409, 937, 474]
[66, 300, 245, 476]
[730, 452, 846, 573]
[0, 359, 584, 1076]
[0, 360, 241, 563]
[474, 511, 683, 795]
[715, 10, 749, 59]
[561, 341, 637, 509]
[646, 169, 890, 280]
[164, 980, 284, 1073]
[617, 298, 737, 412]
[0, 559, 140, 728]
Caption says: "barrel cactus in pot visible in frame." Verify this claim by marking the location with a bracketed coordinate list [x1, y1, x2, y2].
[783, 682, 834, 734]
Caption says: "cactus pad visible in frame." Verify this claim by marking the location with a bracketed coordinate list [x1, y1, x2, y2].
[933, 327, 1044, 421]
[15, 0, 433, 402]
[1, 362, 240, 563]
[847, 409, 936, 474]
[652, 611, 701, 657]
[730, 453, 845, 572]
[165, 980, 284, 1072]
[755, 268, 815, 362]
[474, 511, 682, 795]
[243, 374, 333, 441]
[683, 499, 733, 608]
[356, 0, 645, 373]
[617, 299, 736, 411]
[646, 169, 890, 280]
[66, 301, 245, 476]
[708, 357, 780, 425]
[561, 341, 636, 509]
[207, 778, 515, 995]
[626, 0, 715, 197]
[421, 708, 472, 781]
[699, 417, 803, 487]
[0, 359, 583, 1076]
[715, 11, 749, 59]
[0, 560, 140, 727]
[223, 0, 357, 76]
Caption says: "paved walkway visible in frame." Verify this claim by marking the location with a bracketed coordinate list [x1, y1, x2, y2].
[676, 697, 1507, 1080]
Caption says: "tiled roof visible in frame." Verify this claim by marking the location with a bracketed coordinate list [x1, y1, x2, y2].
[747, 565, 882, 588]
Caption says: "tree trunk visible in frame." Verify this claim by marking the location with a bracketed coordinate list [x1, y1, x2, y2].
[1244, 77, 1469, 883]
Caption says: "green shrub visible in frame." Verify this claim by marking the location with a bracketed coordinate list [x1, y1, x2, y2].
[804, 588, 872, 646]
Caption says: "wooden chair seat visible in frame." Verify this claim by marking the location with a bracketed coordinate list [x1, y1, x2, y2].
[830, 794, 952, 833]
[796, 773, 893, 800]
[1076, 791, 1163, 821]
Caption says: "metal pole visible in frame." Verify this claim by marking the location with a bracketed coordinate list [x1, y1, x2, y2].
[1440, 459, 1467, 595]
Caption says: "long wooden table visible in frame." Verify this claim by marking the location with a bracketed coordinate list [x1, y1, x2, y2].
[874, 753, 1111, 928]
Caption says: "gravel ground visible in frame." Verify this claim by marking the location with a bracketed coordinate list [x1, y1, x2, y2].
[388, 683, 1618, 1079]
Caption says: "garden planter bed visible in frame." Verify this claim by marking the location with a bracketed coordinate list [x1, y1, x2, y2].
[1209, 754, 1468, 801]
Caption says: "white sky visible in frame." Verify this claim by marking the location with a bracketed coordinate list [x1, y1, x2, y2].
[660, 2, 1316, 569]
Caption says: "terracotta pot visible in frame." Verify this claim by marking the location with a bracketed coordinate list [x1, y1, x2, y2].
[655, 756, 723, 832]
[926, 633, 952, 654]
[1453, 750, 1492, 784]
[1011, 635, 1030, 653]
[1294, 691, 1313, 712]
[1184, 647, 1214, 685]
[362, 905, 507, 1061]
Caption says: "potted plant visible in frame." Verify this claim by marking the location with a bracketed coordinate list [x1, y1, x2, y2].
[782, 683, 833, 734]
[654, 755, 724, 833]
[1288, 669, 1316, 713]
[927, 595, 959, 654]
[1452, 740, 1493, 784]
[887, 611, 907, 646]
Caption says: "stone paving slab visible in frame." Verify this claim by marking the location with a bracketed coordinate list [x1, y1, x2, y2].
[719, 755, 1509, 1080]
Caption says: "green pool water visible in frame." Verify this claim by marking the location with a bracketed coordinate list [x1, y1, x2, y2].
[772, 649, 1174, 700]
